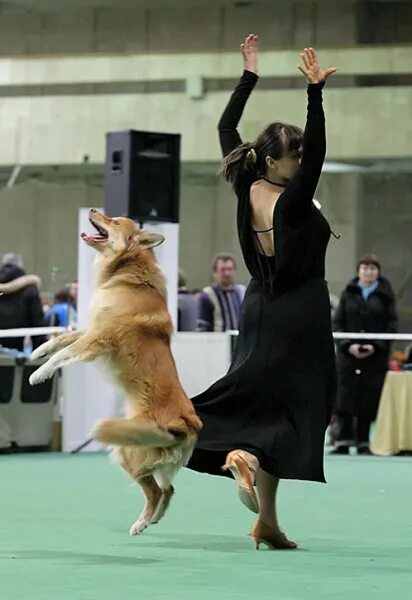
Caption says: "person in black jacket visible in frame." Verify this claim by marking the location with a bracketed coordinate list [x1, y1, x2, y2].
[332, 253, 398, 455]
[0, 253, 46, 351]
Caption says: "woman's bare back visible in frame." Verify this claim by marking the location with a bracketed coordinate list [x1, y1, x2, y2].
[249, 180, 283, 257]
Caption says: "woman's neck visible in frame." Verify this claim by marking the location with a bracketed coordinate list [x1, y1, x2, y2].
[263, 174, 289, 187]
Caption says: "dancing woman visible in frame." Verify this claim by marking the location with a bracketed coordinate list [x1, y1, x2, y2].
[187, 35, 337, 550]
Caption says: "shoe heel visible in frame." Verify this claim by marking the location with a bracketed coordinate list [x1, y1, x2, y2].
[252, 536, 260, 550]
[221, 461, 234, 474]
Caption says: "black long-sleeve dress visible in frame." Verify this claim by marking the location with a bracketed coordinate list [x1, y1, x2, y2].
[187, 70, 337, 483]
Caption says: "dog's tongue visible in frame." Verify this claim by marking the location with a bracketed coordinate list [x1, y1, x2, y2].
[81, 232, 106, 242]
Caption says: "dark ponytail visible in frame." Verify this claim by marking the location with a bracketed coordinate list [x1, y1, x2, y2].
[219, 121, 303, 186]
[219, 142, 258, 184]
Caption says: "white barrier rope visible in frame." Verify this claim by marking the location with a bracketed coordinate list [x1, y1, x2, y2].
[228, 330, 412, 341]
[332, 333, 412, 341]
[1, 328, 411, 342]
[0, 327, 68, 338]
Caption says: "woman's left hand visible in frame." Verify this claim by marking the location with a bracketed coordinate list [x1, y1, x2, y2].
[298, 47, 337, 83]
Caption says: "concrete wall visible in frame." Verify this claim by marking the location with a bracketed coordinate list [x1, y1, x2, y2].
[357, 173, 412, 330]
[0, 175, 244, 294]
[0, 180, 102, 293]
[0, 2, 410, 166]
[1, 1, 411, 57]
[0, 2, 358, 56]
[2, 84, 412, 165]
[1, 171, 411, 329]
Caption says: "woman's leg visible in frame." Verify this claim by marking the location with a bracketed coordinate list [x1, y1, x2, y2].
[255, 468, 279, 528]
[252, 468, 297, 549]
[223, 450, 297, 549]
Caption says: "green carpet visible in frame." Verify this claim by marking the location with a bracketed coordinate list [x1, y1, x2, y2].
[1, 453, 411, 600]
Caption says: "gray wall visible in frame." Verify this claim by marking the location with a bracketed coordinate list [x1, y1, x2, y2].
[1, 0, 410, 57]
[2, 172, 411, 330]
[0, 1, 358, 56]
[357, 173, 412, 330]
[0, 181, 102, 293]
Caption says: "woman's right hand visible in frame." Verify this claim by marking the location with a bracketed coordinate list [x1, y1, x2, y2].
[349, 344, 363, 358]
[298, 47, 336, 83]
[349, 343, 374, 359]
[241, 34, 258, 75]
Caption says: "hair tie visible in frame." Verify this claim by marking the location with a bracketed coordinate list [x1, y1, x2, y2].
[246, 148, 257, 164]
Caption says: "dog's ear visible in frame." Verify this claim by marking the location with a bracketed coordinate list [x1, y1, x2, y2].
[134, 232, 165, 250]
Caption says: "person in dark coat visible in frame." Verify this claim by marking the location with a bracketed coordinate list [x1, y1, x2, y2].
[177, 270, 198, 332]
[331, 253, 398, 455]
[0, 253, 46, 351]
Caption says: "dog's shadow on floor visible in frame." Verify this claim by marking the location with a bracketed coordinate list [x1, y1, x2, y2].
[0, 550, 159, 566]
[119, 531, 259, 553]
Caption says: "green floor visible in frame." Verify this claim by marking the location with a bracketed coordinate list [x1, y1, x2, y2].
[1, 453, 411, 600]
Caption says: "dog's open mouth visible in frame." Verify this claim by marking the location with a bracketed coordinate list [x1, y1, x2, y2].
[81, 219, 109, 243]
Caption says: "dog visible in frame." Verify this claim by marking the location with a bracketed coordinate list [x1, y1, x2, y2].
[29, 208, 202, 535]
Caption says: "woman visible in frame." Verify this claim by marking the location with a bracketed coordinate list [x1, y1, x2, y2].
[332, 254, 398, 455]
[187, 35, 337, 550]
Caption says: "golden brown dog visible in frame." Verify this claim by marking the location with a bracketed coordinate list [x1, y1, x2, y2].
[29, 208, 202, 535]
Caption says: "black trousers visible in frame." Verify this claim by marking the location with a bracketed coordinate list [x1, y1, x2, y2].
[335, 414, 371, 449]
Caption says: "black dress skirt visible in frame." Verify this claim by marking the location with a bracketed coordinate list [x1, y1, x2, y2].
[187, 71, 337, 483]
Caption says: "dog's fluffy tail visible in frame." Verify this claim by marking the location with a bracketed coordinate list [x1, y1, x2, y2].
[92, 418, 177, 448]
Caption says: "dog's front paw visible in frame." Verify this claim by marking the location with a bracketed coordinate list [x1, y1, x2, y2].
[30, 347, 47, 361]
[29, 368, 48, 386]
[30, 340, 55, 362]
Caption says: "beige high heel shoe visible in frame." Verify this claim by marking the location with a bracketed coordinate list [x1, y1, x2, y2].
[222, 450, 259, 514]
[250, 521, 298, 550]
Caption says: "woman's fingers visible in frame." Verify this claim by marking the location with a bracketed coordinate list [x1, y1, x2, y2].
[245, 33, 258, 47]
[324, 66, 337, 79]
[242, 33, 258, 56]
[301, 50, 311, 70]
[304, 48, 313, 67]
[298, 65, 309, 78]
[308, 47, 317, 63]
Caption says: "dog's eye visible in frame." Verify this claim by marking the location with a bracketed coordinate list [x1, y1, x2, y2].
[113, 219, 119, 225]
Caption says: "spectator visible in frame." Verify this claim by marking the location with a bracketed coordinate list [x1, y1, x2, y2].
[0, 253, 46, 351]
[197, 253, 245, 332]
[177, 270, 198, 332]
[68, 279, 78, 309]
[45, 289, 77, 328]
[331, 253, 398, 455]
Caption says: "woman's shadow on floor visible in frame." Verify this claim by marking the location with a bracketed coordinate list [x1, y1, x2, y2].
[0, 550, 159, 566]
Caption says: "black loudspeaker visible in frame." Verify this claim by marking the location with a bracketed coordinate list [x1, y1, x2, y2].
[104, 129, 180, 223]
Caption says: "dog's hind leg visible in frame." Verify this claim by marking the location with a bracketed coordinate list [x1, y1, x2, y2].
[115, 448, 163, 536]
[151, 467, 176, 525]
[30, 331, 83, 361]
[130, 476, 163, 536]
